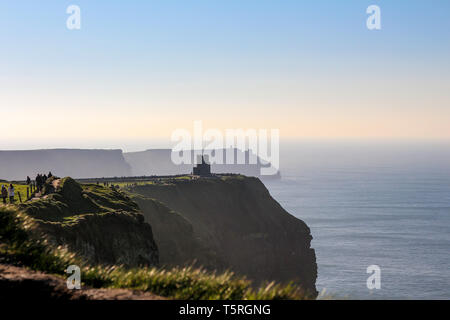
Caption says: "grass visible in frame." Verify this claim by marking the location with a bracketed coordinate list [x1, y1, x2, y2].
[0, 182, 30, 204]
[0, 206, 69, 274]
[0, 203, 314, 300]
[220, 174, 247, 181]
[17, 178, 140, 222]
[109, 181, 156, 188]
[102, 176, 194, 189]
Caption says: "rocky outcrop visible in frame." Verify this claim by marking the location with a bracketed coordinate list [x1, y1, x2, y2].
[37, 211, 158, 267]
[19, 178, 158, 267]
[129, 176, 317, 296]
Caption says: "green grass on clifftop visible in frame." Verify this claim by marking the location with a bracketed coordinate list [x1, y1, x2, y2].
[18, 177, 140, 222]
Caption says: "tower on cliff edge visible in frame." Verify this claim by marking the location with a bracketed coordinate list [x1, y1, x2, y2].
[193, 154, 211, 176]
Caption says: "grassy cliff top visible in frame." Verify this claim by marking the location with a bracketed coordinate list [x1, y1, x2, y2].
[19, 177, 139, 222]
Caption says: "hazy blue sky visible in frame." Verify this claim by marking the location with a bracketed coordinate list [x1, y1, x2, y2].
[1, 1, 449, 150]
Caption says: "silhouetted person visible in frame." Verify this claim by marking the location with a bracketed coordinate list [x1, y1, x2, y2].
[48, 172, 53, 178]
[43, 174, 48, 183]
[8, 184, 15, 203]
[1, 185, 7, 204]
[26, 176, 31, 185]
[36, 174, 42, 192]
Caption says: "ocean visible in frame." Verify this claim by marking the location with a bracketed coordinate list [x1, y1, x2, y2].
[264, 141, 450, 299]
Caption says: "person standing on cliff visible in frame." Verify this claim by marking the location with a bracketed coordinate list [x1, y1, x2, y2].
[8, 184, 15, 203]
[1, 185, 7, 204]
[36, 174, 42, 192]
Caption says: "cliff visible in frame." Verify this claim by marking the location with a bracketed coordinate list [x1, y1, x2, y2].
[0, 148, 279, 181]
[18, 177, 158, 267]
[130, 194, 223, 269]
[1, 175, 317, 299]
[128, 175, 317, 295]
[0, 149, 131, 180]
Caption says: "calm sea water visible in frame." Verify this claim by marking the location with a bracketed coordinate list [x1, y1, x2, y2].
[264, 144, 450, 299]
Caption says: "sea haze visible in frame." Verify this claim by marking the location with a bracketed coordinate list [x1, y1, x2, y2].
[264, 140, 450, 299]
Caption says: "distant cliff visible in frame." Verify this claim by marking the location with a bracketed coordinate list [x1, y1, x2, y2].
[0, 149, 131, 180]
[0, 148, 279, 181]
[128, 176, 317, 295]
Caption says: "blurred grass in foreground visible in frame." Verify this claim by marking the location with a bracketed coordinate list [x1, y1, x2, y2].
[0, 206, 314, 300]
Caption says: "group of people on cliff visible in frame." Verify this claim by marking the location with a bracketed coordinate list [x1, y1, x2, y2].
[1, 184, 15, 204]
[33, 172, 53, 192]
[1, 171, 55, 205]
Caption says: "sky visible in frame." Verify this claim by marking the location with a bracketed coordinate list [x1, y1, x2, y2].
[1, 0, 450, 151]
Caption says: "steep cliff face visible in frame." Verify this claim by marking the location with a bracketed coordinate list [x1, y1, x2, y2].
[130, 194, 223, 269]
[129, 176, 317, 295]
[36, 211, 158, 267]
[19, 178, 158, 267]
